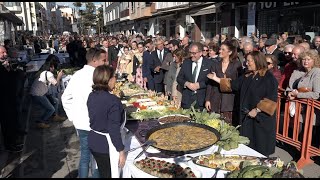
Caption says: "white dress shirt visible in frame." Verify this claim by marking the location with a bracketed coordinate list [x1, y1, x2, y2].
[157, 49, 164, 61]
[61, 65, 95, 131]
[192, 56, 203, 83]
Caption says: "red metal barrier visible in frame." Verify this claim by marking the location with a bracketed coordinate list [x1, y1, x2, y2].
[276, 90, 320, 169]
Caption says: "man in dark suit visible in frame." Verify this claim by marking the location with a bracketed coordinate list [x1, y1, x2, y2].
[265, 38, 285, 67]
[108, 37, 122, 69]
[149, 38, 170, 93]
[177, 42, 213, 110]
[142, 39, 155, 91]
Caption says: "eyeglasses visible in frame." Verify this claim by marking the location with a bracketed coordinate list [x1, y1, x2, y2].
[267, 62, 273, 65]
[189, 51, 200, 55]
[284, 52, 292, 56]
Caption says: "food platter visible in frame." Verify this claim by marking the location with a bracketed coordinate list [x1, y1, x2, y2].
[158, 114, 191, 124]
[191, 154, 261, 171]
[133, 157, 202, 178]
[130, 93, 149, 99]
[145, 122, 220, 154]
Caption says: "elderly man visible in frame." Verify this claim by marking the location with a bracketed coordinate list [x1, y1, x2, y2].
[283, 44, 295, 62]
[238, 36, 254, 64]
[312, 36, 320, 54]
[243, 42, 254, 55]
[265, 38, 285, 67]
[181, 36, 190, 57]
[279, 45, 304, 89]
[0, 46, 24, 152]
[177, 42, 213, 110]
[149, 38, 170, 93]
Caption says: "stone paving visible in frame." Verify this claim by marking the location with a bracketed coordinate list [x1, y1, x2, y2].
[1, 95, 320, 178]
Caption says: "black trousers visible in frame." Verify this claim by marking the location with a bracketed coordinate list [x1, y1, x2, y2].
[154, 83, 164, 94]
[91, 151, 111, 178]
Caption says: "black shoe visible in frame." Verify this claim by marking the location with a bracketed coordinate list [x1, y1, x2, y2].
[6, 145, 23, 153]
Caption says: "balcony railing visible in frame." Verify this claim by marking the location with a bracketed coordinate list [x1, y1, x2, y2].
[155, 2, 189, 10]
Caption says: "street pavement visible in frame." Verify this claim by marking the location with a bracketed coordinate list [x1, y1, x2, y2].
[1, 96, 320, 178]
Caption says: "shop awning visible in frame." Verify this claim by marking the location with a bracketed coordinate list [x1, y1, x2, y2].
[0, 4, 24, 25]
[189, 4, 216, 16]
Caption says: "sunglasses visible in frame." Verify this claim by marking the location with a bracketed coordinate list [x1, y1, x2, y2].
[284, 52, 292, 56]
[203, 49, 209, 52]
[267, 62, 272, 65]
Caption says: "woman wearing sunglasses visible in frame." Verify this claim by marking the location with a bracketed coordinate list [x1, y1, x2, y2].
[202, 45, 209, 58]
[265, 54, 281, 83]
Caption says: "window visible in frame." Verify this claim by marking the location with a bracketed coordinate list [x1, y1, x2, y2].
[170, 20, 176, 38]
[4, 2, 13, 7]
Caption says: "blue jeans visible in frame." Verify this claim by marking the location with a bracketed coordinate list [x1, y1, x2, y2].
[77, 129, 100, 178]
[32, 95, 58, 123]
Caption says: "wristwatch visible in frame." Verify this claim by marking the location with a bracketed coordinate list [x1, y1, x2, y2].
[256, 108, 261, 113]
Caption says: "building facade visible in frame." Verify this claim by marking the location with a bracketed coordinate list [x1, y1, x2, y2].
[103, 2, 120, 35]
[51, 5, 63, 34]
[59, 6, 75, 33]
[0, 2, 24, 45]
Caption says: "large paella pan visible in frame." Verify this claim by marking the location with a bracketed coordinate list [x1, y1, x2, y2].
[145, 122, 221, 154]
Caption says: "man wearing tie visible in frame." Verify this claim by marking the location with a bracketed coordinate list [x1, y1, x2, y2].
[101, 40, 109, 65]
[177, 42, 213, 110]
[150, 38, 169, 93]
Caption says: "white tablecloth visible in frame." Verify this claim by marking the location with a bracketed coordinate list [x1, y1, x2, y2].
[122, 134, 265, 178]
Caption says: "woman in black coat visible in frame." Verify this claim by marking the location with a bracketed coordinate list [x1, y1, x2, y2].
[207, 51, 278, 156]
[205, 42, 241, 124]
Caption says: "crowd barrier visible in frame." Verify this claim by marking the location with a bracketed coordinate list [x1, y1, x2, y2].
[276, 89, 320, 169]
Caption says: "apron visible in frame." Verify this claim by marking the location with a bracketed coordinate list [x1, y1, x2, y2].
[91, 111, 129, 178]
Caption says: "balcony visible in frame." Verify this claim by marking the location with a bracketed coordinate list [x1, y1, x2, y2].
[5, 6, 22, 13]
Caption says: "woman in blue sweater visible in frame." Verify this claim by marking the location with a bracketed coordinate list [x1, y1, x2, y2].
[87, 65, 126, 178]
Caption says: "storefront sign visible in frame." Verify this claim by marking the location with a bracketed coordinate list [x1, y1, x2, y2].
[258, 2, 299, 10]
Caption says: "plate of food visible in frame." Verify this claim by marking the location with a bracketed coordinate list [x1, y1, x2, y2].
[133, 157, 201, 178]
[190, 153, 261, 171]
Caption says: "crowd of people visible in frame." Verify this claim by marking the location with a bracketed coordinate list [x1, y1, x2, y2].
[60, 32, 320, 177]
[1, 30, 320, 177]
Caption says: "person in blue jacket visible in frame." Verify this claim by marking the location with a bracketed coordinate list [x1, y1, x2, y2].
[87, 65, 126, 178]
